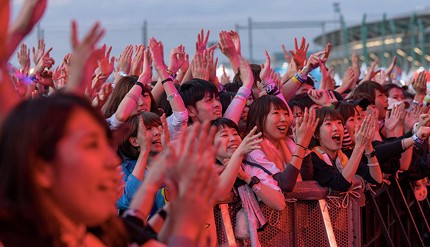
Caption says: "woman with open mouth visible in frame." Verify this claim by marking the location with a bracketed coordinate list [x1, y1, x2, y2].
[244, 95, 318, 193]
[309, 107, 383, 192]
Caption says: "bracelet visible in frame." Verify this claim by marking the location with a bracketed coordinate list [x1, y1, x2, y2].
[28, 74, 40, 84]
[167, 92, 179, 102]
[292, 154, 303, 160]
[367, 163, 380, 167]
[135, 81, 145, 91]
[161, 77, 174, 85]
[291, 76, 302, 87]
[412, 133, 424, 144]
[118, 71, 128, 77]
[412, 100, 423, 107]
[296, 143, 307, 150]
[126, 93, 139, 103]
[294, 72, 306, 84]
[401, 138, 406, 151]
[166, 69, 177, 78]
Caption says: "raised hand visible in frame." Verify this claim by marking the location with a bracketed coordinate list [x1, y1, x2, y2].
[97, 44, 115, 77]
[117, 45, 133, 74]
[67, 21, 105, 95]
[33, 47, 55, 74]
[416, 126, 430, 140]
[168, 45, 186, 74]
[289, 37, 309, 68]
[412, 71, 427, 95]
[32, 38, 45, 66]
[149, 37, 166, 72]
[131, 44, 144, 75]
[196, 29, 210, 54]
[6, 0, 47, 60]
[17, 43, 30, 74]
[190, 52, 209, 80]
[294, 108, 319, 148]
[355, 115, 373, 148]
[417, 113, 430, 129]
[405, 105, 421, 132]
[137, 116, 152, 153]
[336, 67, 357, 94]
[374, 70, 387, 85]
[93, 82, 113, 110]
[385, 104, 401, 131]
[319, 58, 334, 90]
[385, 56, 397, 78]
[308, 89, 337, 107]
[229, 30, 241, 56]
[137, 48, 152, 84]
[259, 50, 271, 84]
[360, 59, 380, 83]
[220, 64, 230, 85]
[236, 126, 262, 156]
[322, 42, 332, 60]
[351, 52, 361, 80]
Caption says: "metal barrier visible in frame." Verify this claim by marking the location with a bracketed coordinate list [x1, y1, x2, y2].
[214, 178, 430, 247]
[214, 181, 361, 247]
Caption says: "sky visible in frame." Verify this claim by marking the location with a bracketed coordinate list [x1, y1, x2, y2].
[9, 0, 430, 67]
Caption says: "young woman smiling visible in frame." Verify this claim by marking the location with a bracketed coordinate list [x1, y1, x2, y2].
[245, 95, 318, 192]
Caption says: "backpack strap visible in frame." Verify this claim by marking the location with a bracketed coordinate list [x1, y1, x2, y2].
[243, 160, 273, 176]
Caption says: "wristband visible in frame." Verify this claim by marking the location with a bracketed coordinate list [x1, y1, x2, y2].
[167, 92, 179, 102]
[412, 100, 423, 107]
[118, 71, 128, 77]
[367, 163, 380, 167]
[291, 75, 302, 86]
[161, 77, 174, 85]
[412, 133, 424, 144]
[166, 69, 177, 78]
[266, 85, 280, 95]
[135, 81, 145, 91]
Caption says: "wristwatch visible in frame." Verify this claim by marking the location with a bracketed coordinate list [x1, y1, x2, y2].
[364, 149, 376, 158]
[248, 176, 261, 188]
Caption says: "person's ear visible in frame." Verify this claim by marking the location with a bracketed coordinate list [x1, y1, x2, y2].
[33, 160, 54, 189]
[129, 136, 139, 147]
[187, 105, 197, 118]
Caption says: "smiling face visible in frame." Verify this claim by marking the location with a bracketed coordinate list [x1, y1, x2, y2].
[263, 104, 290, 143]
[188, 93, 222, 123]
[48, 108, 121, 227]
[214, 126, 242, 161]
[317, 116, 344, 158]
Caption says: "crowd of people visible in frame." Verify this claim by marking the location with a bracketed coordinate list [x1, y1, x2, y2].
[0, 1, 430, 246]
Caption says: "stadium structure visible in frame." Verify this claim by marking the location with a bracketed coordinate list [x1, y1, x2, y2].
[314, 8, 430, 73]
